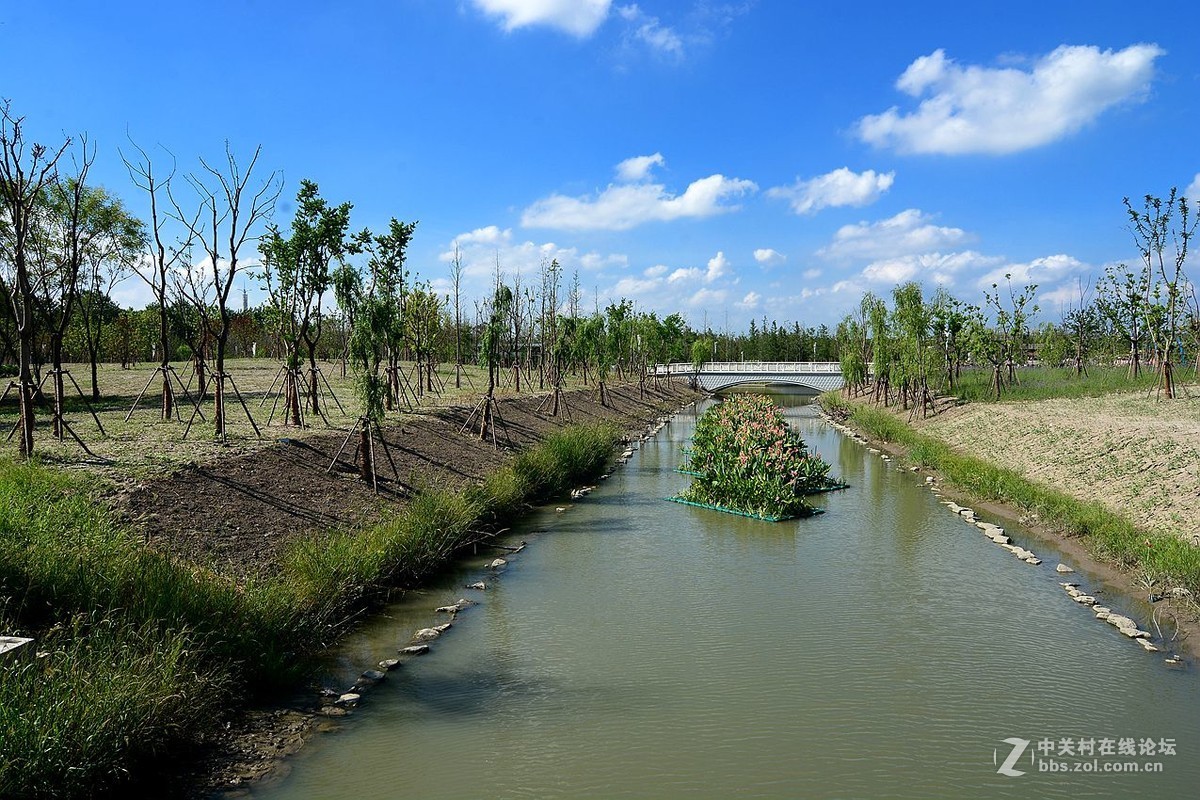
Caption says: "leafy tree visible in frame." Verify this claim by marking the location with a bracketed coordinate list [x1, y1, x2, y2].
[261, 179, 354, 423]
[1125, 190, 1196, 397]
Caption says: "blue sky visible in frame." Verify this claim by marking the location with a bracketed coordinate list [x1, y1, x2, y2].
[3, 1, 1198, 330]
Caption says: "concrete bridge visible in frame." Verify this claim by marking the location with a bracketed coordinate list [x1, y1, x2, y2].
[653, 361, 844, 393]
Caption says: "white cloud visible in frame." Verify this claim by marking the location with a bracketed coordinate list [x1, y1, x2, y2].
[766, 167, 895, 215]
[802, 268, 822, 279]
[522, 169, 758, 231]
[440, 226, 628, 285]
[644, 264, 668, 278]
[668, 267, 700, 283]
[616, 152, 665, 182]
[617, 4, 683, 57]
[977, 253, 1088, 289]
[1186, 173, 1200, 209]
[472, 0, 611, 37]
[753, 248, 786, 267]
[861, 250, 1002, 286]
[819, 209, 972, 261]
[705, 251, 730, 282]
[688, 287, 727, 307]
[857, 43, 1164, 155]
[736, 291, 761, 310]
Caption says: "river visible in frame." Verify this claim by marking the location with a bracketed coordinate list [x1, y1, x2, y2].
[239, 394, 1200, 799]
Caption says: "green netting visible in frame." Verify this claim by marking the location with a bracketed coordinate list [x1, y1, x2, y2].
[664, 496, 825, 522]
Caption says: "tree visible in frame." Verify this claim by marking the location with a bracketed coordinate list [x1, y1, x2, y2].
[261, 179, 353, 424]
[1062, 279, 1099, 377]
[1125, 190, 1196, 398]
[1096, 263, 1148, 379]
[0, 102, 69, 456]
[171, 143, 281, 439]
[448, 244, 466, 389]
[123, 140, 199, 420]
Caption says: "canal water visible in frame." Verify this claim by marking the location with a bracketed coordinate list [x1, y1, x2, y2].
[242, 396, 1200, 799]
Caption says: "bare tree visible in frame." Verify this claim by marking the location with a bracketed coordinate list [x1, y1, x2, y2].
[172, 142, 281, 439]
[0, 102, 69, 456]
[449, 243, 465, 389]
[122, 139, 200, 421]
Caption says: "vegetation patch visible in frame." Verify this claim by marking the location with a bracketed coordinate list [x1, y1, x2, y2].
[674, 395, 839, 521]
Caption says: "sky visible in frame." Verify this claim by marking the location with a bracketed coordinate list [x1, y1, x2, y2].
[2, 0, 1199, 331]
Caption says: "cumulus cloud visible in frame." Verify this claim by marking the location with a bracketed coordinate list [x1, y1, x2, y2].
[472, 0, 611, 36]
[1186, 173, 1200, 210]
[706, 251, 730, 282]
[819, 209, 973, 261]
[860, 250, 1003, 286]
[736, 291, 761, 310]
[615, 152, 665, 182]
[617, 4, 684, 57]
[766, 167, 895, 215]
[753, 248, 786, 267]
[857, 43, 1164, 155]
[689, 287, 727, 307]
[521, 169, 757, 231]
[977, 254, 1088, 289]
[440, 226, 627, 283]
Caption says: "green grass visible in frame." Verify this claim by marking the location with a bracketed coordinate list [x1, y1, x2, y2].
[949, 365, 1161, 403]
[821, 394, 1200, 593]
[0, 421, 622, 798]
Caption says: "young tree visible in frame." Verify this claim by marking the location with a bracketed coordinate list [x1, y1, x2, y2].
[1096, 263, 1148, 379]
[260, 179, 353, 424]
[1062, 279, 1099, 377]
[171, 143, 281, 439]
[1125, 190, 1196, 398]
[123, 140, 201, 421]
[448, 243, 466, 389]
[0, 102, 69, 456]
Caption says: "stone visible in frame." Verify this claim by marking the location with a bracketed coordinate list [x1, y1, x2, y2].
[399, 644, 430, 656]
[1071, 595, 1096, 605]
[957, 508, 974, 517]
[1094, 611, 1111, 621]
[1138, 638, 1160, 652]
[361, 669, 386, 682]
[925, 476, 935, 484]
[488, 558, 508, 568]
[1024, 557, 1042, 566]
[556, 506, 567, 512]
[336, 693, 361, 707]
[1055, 564, 1074, 574]
[379, 659, 401, 671]
[412, 627, 443, 642]
[1092, 606, 1111, 615]
[321, 705, 350, 717]
[465, 581, 487, 591]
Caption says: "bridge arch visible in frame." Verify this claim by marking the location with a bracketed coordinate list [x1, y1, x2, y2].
[654, 362, 845, 394]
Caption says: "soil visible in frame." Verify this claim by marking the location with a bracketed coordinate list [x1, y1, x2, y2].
[114, 378, 703, 797]
[115, 381, 700, 581]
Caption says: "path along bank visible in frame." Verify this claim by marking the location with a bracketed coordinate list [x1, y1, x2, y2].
[820, 390, 1200, 660]
[0, 381, 701, 800]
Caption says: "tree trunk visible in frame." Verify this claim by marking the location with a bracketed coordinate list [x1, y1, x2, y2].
[359, 425, 373, 482]
[51, 337, 65, 440]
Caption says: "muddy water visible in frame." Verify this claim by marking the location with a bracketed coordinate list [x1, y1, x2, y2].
[242, 398, 1200, 799]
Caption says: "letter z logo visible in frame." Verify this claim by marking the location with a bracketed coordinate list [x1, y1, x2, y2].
[995, 738, 1031, 777]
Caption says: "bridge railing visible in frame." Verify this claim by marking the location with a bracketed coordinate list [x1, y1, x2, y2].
[653, 361, 842, 375]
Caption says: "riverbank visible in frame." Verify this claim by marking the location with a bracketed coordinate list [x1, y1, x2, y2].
[0, 380, 703, 799]
[820, 390, 1200, 660]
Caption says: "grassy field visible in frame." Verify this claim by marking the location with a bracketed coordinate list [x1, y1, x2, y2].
[0, 357, 604, 478]
[949, 364, 1162, 402]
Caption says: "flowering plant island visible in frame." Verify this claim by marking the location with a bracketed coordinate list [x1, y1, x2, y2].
[672, 395, 842, 521]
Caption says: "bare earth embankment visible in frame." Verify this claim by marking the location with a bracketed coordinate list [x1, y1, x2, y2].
[915, 391, 1200, 545]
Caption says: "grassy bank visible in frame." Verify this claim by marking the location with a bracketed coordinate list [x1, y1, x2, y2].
[0, 422, 619, 799]
[950, 365, 1159, 403]
[821, 392, 1200, 594]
